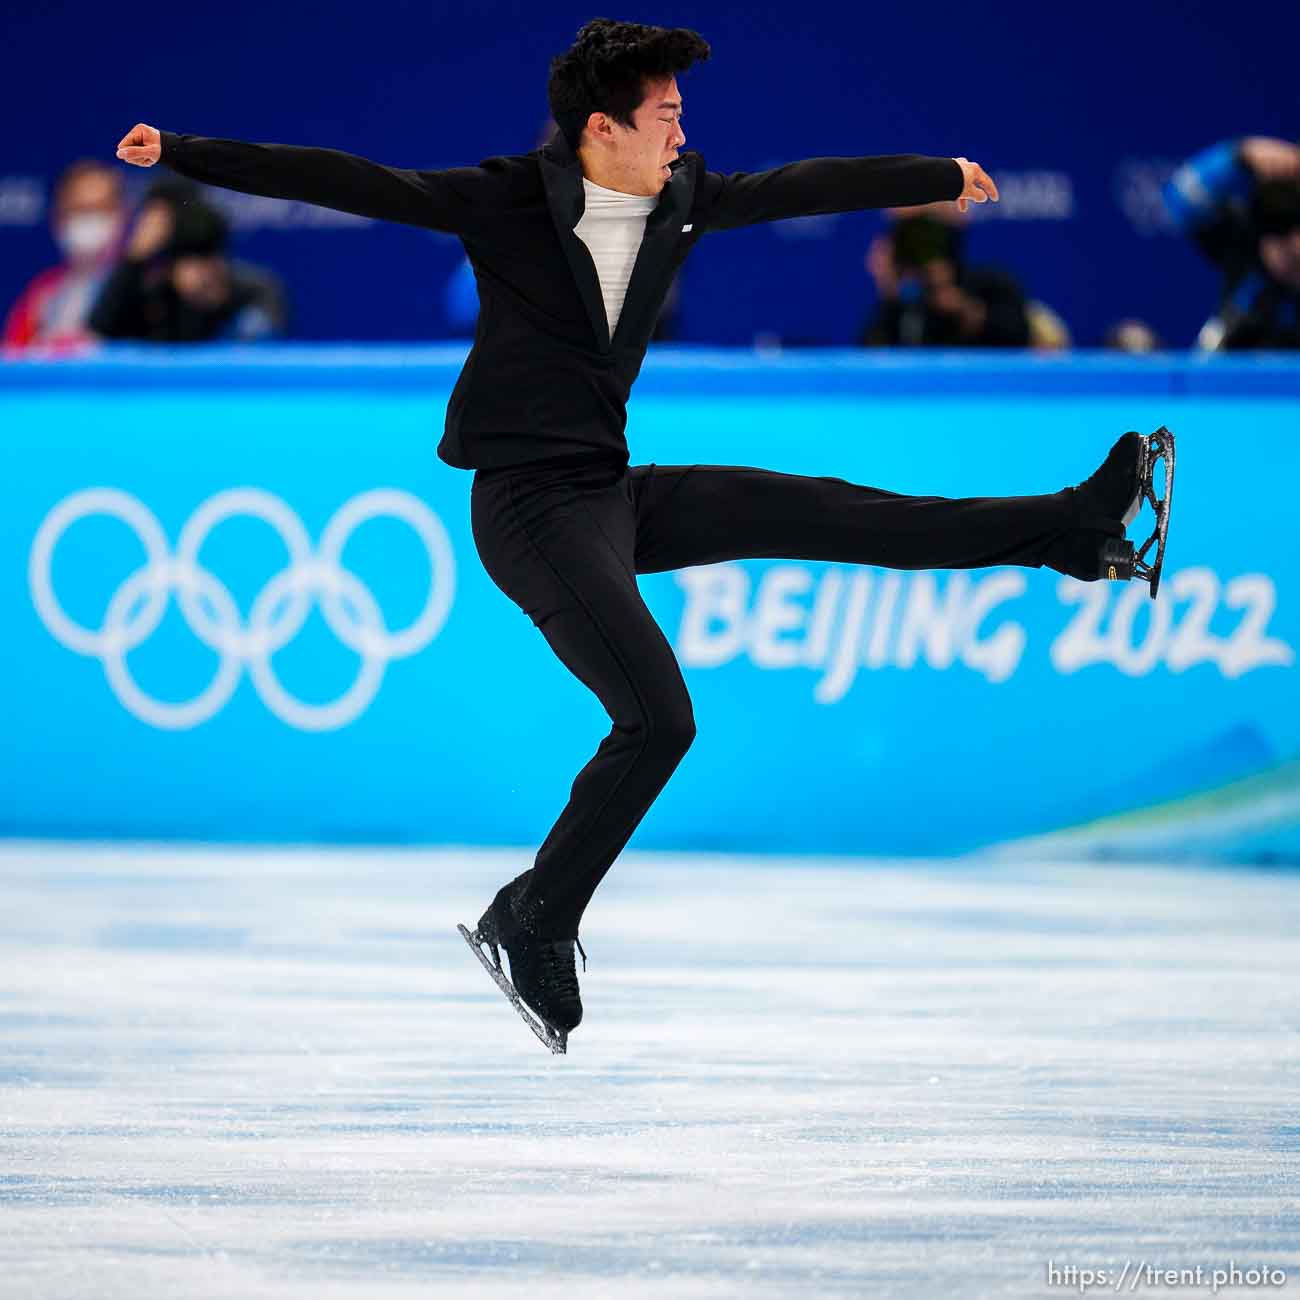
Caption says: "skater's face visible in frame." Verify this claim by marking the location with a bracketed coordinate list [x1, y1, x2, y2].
[582, 76, 686, 196]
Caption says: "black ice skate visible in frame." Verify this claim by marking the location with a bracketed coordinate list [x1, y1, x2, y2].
[457, 876, 586, 1055]
[1077, 427, 1176, 599]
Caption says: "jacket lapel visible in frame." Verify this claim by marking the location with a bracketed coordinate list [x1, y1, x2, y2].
[539, 134, 692, 354]
[611, 166, 690, 349]
[539, 136, 612, 351]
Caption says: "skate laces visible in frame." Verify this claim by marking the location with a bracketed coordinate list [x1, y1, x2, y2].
[540, 935, 587, 1000]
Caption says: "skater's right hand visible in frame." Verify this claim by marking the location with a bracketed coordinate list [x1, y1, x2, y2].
[952, 157, 999, 213]
[115, 124, 162, 167]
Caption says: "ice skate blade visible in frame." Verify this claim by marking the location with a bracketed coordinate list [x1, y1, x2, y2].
[1130, 426, 1175, 600]
[457, 923, 568, 1054]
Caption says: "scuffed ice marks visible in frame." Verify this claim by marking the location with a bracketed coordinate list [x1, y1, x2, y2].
[1, 843, 1298, 1298]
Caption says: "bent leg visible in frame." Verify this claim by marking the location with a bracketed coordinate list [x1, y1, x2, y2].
[471, 468, 696, 936]
[630, 463, 1112, 578]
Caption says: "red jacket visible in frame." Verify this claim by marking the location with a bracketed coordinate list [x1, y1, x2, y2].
[3, 260, 113, 352]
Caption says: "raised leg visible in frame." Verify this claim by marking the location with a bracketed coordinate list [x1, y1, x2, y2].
[630, 463, 1114, 578]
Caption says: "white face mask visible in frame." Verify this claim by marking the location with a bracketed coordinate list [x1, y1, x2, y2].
[56, 212, 119, 261]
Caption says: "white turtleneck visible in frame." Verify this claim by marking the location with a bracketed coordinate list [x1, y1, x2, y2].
[573, 176, 658, 338]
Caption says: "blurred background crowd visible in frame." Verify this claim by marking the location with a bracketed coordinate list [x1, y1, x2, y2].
[2, 2, 1294, 358]
[4, 171, 288, 349]
[6, 132, 1296, 356]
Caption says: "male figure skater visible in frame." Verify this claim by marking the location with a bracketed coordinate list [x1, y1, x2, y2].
[117, 17, 1173, 1054]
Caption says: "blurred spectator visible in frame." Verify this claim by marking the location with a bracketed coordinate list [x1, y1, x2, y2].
[3, 159, 127, 351]
[89, 178, 288, 342]
[860, 203, 1031, 347]
[1026, 301, 1072, 351]
[1104, 318, 1165, 353]
[1164, 136, 1300, 350]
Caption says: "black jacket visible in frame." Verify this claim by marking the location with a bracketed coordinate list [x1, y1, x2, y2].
[159, 129, 963, 469]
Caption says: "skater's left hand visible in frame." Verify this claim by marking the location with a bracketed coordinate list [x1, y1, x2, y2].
[953, 157, 999, 213]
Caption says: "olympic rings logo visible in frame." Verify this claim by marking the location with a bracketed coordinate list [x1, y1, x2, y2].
[29, 487, 455, 731]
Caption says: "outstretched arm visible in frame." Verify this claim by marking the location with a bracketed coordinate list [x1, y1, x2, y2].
[691, 152, 995, 231]
[115, 123, 511, 236]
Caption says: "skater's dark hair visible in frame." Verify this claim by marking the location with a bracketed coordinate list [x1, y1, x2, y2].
[548, 18, 710, 152]
[1251, 178, 1300, 238]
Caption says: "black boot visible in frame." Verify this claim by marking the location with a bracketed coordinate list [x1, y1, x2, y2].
[474, 873, 586, 1034]
[1072, 430, 1145, 529]
[1068, 427, 1175, 597]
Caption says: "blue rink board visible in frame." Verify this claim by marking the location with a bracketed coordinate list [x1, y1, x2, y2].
[3, 348, 1299, 858]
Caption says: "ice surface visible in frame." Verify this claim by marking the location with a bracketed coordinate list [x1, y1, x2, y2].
[1, 842, 1297, 1298]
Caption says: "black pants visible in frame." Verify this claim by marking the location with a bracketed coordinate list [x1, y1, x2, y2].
[470, 458, 1110, 938]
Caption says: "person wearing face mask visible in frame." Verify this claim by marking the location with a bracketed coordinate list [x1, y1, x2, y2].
[2, 160, 127, 350]
[88, 177, 288, 343]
